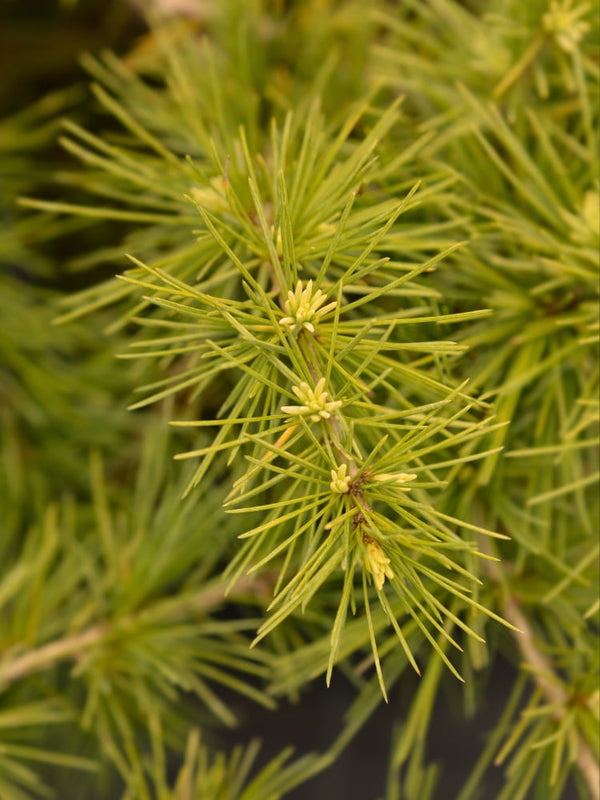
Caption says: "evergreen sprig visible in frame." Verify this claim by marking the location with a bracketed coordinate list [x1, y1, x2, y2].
[3, 1, 598, 798]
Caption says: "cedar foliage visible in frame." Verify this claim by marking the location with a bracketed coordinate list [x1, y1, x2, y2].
[1, 1, 598, 798]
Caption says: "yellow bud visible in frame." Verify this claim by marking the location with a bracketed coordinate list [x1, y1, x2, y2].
[330, 464, 350, 493]
[363, 535, 394, 591]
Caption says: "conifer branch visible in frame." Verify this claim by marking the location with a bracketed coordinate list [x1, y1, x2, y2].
[480, 531, 599, 798]
[502, 596, 600, 800]
[3, 1, 597, 796]
[0, 625, 107, 687]
[0, 574, 271, 688]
